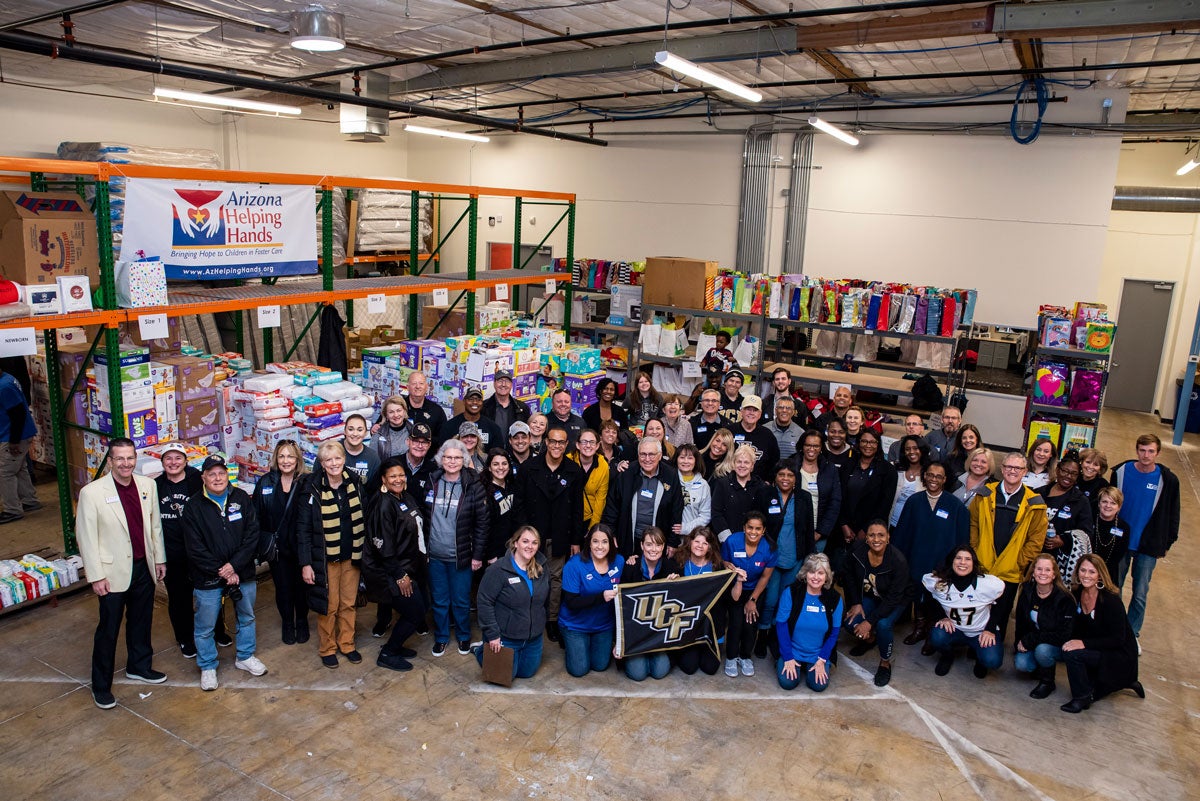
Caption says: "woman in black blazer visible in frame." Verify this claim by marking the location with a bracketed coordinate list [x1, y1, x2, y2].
[833, 429, 896, 576]
[1013, 553, 1076, 700]
[1060, 554, 1143, 713]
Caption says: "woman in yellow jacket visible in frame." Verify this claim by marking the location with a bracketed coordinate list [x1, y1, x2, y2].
[570, 428, 610, 529]
[968, 451, 1049, 645]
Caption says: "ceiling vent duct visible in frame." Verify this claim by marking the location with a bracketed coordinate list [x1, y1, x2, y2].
[1112, 186, 1200, 213]
[341, 72, 389, 142]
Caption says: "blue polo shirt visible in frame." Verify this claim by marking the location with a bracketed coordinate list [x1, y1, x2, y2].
[721, 532, 778, 591]
[1121, 465, 1160, 552]
[558, 553, 625, 633]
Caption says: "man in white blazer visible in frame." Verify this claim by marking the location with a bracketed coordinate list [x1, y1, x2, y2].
[75, 438, 168, 709]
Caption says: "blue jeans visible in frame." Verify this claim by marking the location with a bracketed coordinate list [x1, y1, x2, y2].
[561, 627, 613, 677]
[1117, 551, 1157, 637]
[928, 627, 1003, 669]
[475, 636, 544, 679]
[847, 596, 904, 661]
[775, 657, 830, 692]
[428, 559, 473, 643]
[1014, 643, 1062, 673]
[624, 652, 671, 681]
[759, 562, 801, 630]
[194, 581, 257, 671]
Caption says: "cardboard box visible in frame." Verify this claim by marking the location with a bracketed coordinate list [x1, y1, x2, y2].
[178, 396, 220, 439]
[422, 305, 467, 338]
[642, 257, 719, 310]
[95, 407, 159, 449]
[120, 317, 182, 356]
[0, 191, 100, 287]
[160, 355, 216, 401]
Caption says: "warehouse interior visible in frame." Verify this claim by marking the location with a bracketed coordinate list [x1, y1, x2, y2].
[0, 1, 1198, 799]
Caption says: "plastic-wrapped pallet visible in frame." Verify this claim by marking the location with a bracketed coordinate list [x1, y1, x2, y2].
[56, 142, 222, 248]
[315, 187, 349, 268]
[354, 189, 433, 252]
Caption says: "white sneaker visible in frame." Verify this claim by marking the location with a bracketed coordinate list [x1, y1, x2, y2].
[235, 656, 268, 677]
[739, 658, 755, 677]
[200, 669, 218, 691]
[724, 659, 738, 677]
[1137, 637, 1143, 656]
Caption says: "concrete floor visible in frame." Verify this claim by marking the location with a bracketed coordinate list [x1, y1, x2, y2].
[1, 409, 1196, 800]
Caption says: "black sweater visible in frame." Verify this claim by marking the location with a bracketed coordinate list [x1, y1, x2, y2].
[1013, 582, 1076, 651]
[477, 553, 551, 642]
[843, 540, 913, 625]
[709, 473, 772, 539]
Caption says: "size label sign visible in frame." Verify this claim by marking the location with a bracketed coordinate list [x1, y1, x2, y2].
[0, 328, 36, 357]
[432, 288, 450, 306]
[138, 314, 169, 340]
[495, 283, 510, 301]
[257, 305, 281, 328]
[545, 278, 557, 295]
[367, 293, 386, 314]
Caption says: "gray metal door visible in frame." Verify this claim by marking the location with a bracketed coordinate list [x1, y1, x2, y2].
[1105, 279, 1174, 411]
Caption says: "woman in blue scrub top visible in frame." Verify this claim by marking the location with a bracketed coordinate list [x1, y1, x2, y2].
[618, 526, 680, 681]
[673, 527, 732, 676]
[721, 511, 777, 677]
[775, 552, 842, 692]
[559, 524, 625, 677]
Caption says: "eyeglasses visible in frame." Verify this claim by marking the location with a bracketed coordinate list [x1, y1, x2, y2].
[547, 439, 568, 446]
[1002, 465, 1024, 472]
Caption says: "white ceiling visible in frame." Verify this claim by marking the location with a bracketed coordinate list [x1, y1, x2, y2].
[0, 0, 1198, 137]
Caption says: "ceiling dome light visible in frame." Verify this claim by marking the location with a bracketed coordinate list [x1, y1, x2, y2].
[291, 7, 345, 52]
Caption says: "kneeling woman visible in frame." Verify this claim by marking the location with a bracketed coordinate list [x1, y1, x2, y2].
[559, 524, 625, 677]
[363, 458, 428, 671]
[476, 526, 551, 680]
[1013, 553, 1075, 699]
[844, 520, 913, 687]
[923, 546, 1005, 679]
[618, 527, 679, 681]
[1059, 554, 1143, 713]
[673, 527, 732, 676]
[775, 552, 842, 692]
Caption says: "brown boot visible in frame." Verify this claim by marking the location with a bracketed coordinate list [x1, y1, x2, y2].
[903, 616, 929, 646]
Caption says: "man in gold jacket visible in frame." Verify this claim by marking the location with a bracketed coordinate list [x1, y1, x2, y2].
[969, 451, 1048, 643]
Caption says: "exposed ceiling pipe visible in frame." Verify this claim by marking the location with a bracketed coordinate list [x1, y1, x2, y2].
[288, 0, 970, 83]
[0, 30, 606, 147]
[1112, 186, 1200, 212]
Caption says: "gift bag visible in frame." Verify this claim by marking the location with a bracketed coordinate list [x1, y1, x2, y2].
[1033, 359, 1070, 407]
[925, 296, 944, 336]
[639, 322, 663, 356]
[941, 295, 957, 337]
[876, 293, 891, 331]
[768, 282, 783, 319]
[914, 296, 930, 336]
[916, 341, 952, 371]
[115, 258, 168, 308]
[788, 286, 802, 321]
[837, 332, 857, 359]
[1068, 368, 1104, 411]
[853, 333, 880, 362]
[815, 329, 840, 358]
[865, 294, 882, 330]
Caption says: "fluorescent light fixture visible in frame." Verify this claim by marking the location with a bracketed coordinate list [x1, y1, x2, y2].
[404, 124, 489, 143]
[808, 115, 860, 147]
[1178, 159, 1199, 176]
[291, 7, 345, 52]
[653, 50, 762, 103]
[153, 87, 302, 116]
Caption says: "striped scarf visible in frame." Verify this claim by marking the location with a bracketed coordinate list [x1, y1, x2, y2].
[321, 472, 365, 561]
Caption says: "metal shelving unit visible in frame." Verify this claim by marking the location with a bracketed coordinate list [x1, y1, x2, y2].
[0, 156, 575, 553]
[1023, 341, 1112, 452]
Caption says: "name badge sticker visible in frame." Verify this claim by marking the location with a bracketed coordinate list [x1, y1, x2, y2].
[261, 487, 274, 495]
[105, 495, 119, 504]
[807, 482, 818, 490]
[768, 506, 781, 514]
[935, 509, 950, 519]
[639, 489, 654, 499]
[507, 576, 521, 584]
[1111, 527, 1124, 537]
[805, 605, 822, 613]
[734, 551, 747, 558]
[229, 512, 243, 521]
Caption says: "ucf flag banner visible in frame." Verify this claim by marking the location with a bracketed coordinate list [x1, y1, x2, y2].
[614, 571, 735, 658]
[119, 178, 318, 279]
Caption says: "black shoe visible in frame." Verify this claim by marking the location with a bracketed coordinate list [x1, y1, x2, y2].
[903, 621, 929, 646]
[921, 640, 936, 657]
[377, 654, 413, 672]
[321, 654, 339, 669]
[432, 641, 447, 657]
[282, 624, 296, 646]
[0, 512, 24, 525]
[849, 639, 876, 657]
[1061, 695, 1092, 713]
[973, 662, 988, 679]
[934, 654, 954, 676]
[1030, 681, 1056, 699]
[343, 650, 363, 664]
[546, 620, 560, 643]
[295, 621, 310, 644]
[179, 642, 197, 659]
[874, 663, 892, 687]
[415, 625, 430, 636]
[388, 646, 417, 658]
[1130, 681, 1146, 699]
[371, 621, 390, 638]
[215, 634, 234, 648]
[753, 635, 769, 660]
[125, 668, 167, 684]
[457, 640, 471, 655]
[93, 689, 117, 709]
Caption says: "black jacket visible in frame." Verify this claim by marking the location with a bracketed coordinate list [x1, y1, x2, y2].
[250, 471, 309, 558]
[296, 470, 366, 616]
[156, 467, 203, 559]
[837, 456, 897, 535]
[600, 462, 686, 555]
[400, 454, 437, 512]
[428, 466, 491, 569]
[440, 413, 505, 452]
[317, 304, 348, 378]
[1110, 461, 1180, 558]
[582, 402, 628, 433]
[482, 394, 531, 427]
[362, 490, 428, 604]
[1014, 581, 1075, 651]
[477, 552, 550, 642]
[843, 540, 913, 625]
[1070, 588, 1139, 699]
[730, 423, 781, 482]
[482, 479, 518, 561]
[688, 413, 728, 452]
[794, 460, 842, 539]
[762, 487, 816, 569]
[1038, 485, 1094, 536]
[513, 453, 586, 557]
[709, 473, 772, 539]
[406, 398, 448, 445]
[181, 486, 260, 589]
[545, 411, 586, 447]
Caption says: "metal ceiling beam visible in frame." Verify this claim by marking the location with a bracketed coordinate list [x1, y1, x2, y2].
[994, 0, 1200, 38]
[0, 30, 606, 146]
[805, 49, 875, 97]
[446, 0, 564, 38]
[794, 7, 992, 49]
[395, 28, 795, 93]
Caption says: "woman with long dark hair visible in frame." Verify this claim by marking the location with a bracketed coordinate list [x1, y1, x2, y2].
[672, 527, 731, 676]
[618, 527, 679, 681]
[559, 523, 624, 677]
[923, 545, 1005, 679]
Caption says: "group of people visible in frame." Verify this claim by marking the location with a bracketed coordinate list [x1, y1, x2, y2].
[76, 366, 1177, 716]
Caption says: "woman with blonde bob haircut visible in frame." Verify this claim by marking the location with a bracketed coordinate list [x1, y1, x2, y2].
[775, 552, 842, 692]
[475, 525, 551, 680]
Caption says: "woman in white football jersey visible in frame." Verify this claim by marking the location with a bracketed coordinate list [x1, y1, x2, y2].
[923, 545, 1005, 679]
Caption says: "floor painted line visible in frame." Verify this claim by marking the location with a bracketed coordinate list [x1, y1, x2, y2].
[0, 674, 369, 693]
[469, 682, 895, 701]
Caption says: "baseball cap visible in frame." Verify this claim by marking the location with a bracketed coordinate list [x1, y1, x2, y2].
[742, 394, 762, 410]
[464, 387, 484, 400]
[410, 423, 433, 441]
[159, 443, 188, 458]
[493, 369, 513, 381]
[201, 454, 228, 473]
[458, 421, 481, 438]
[509, 421, 531, 437]
[724, 368, 745, 384]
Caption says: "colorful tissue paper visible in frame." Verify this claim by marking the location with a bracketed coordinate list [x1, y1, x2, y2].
[1068, 368, 1104, 412]
[1033, 360, 1070, 407]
